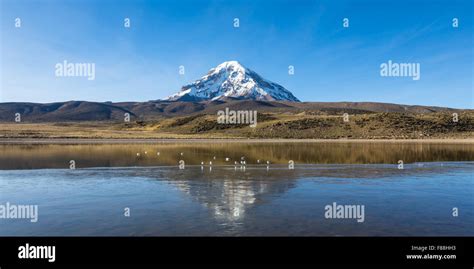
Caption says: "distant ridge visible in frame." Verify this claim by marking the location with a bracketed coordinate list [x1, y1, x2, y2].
[0, 100, 463, 122]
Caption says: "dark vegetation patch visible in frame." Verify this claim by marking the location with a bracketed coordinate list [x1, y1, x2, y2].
[168, 114, 204, 127]
[272, 118, 334, 130]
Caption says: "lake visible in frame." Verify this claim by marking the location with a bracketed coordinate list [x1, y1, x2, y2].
[0, 142, 473, 236]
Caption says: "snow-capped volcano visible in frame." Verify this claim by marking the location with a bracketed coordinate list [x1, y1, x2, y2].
[165, 61, 300, 102]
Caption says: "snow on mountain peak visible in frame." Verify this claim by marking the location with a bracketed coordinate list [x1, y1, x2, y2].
[165, 61, 300, 102]
[213, 60, 245, 72]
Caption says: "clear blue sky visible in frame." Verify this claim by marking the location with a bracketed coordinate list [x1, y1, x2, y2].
[1, 0, 472, 108]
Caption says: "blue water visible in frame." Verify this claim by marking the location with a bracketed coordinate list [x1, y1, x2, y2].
[0, 162, 472, 236]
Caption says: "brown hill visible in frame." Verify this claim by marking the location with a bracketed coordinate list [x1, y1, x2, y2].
[0, 100, 463, 123]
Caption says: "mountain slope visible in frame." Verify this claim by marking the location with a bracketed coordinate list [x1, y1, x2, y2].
[0, 101, 135, 122]
[0, 100, 464, 122]
[166, 61, 300, 102]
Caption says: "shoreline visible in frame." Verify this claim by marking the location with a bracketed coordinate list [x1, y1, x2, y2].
[1, 138, 473, 144]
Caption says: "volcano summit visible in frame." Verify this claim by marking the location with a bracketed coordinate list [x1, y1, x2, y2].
[165, 61, 300, 102]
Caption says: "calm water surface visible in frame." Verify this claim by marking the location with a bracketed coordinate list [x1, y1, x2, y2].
[0, 143, 473, 236]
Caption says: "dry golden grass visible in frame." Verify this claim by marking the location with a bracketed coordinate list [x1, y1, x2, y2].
[1, 111, 473, 140]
